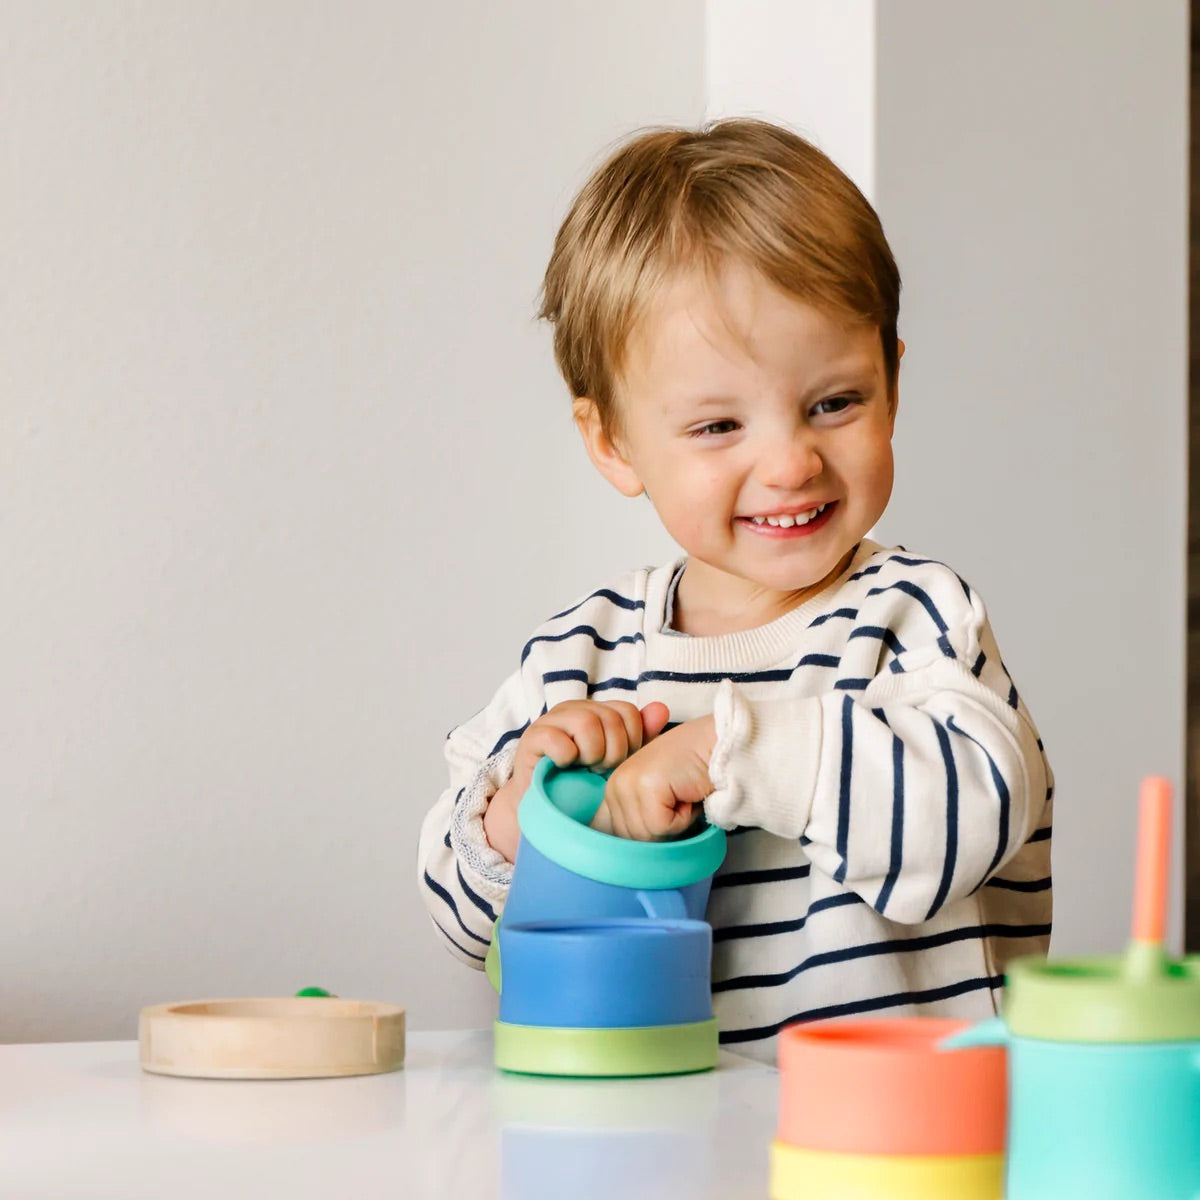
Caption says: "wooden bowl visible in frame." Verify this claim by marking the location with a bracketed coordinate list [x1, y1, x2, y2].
[138, 997, 406, 1080]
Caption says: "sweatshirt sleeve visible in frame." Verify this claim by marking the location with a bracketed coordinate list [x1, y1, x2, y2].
[416, 665, 537, 969]
[706, 565, 1052, 925]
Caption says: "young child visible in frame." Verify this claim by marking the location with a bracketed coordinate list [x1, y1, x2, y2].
[417, 119, 1053, 1063]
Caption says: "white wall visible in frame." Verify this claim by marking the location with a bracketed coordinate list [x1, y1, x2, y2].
[2, 1, 701, 1042]
[705, 0, 876, 196]
[874, 0, 1189, 953]
[3, 1, 1188, 1044]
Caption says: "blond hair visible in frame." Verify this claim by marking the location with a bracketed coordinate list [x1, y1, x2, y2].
[539, 119, 901, 433]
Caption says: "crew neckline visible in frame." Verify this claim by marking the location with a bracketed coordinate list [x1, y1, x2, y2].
[644, 539, 881, 672]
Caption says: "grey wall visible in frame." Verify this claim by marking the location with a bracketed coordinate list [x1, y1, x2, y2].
[874, 0, 1189, 953]
[2, 1, 696, 1042]
[3, 0, 1188, 1044]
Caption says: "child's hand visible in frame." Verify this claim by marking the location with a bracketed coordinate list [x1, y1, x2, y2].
[591, 716, 718, 841]
[483, 700, 670, 861]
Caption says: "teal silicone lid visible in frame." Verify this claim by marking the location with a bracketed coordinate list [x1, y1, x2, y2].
[517, 758, 726, 890]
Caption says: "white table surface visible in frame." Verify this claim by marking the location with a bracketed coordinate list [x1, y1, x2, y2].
[0, 1030, 779, 1198]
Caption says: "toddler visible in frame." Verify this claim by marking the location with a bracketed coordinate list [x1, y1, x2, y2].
[417, 119, 1053, 1063]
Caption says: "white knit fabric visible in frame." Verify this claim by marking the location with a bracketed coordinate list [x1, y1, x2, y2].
[417, 541, 1054, 1063]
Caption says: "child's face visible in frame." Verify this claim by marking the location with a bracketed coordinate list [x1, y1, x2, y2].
[578, 263, 899, 612]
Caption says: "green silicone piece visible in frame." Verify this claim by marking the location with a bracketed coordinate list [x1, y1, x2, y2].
[294, 987, 334, 998]
[485, 919, 502, 992]
[517, 758, 727, 891]
[1003, 952, 1200, 1042]
[494, 1018, 720, 1077]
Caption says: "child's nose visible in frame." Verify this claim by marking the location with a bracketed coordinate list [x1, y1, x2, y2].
[758, 432, 823, 490]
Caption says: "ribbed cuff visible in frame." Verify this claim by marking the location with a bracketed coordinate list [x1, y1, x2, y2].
[706, 679, 824, 839]
[450, 744, 518, 901]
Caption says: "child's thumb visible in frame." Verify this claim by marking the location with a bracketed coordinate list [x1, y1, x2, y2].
[639, 701, 670, 740]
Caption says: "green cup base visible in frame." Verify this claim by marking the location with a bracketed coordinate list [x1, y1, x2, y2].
[494, 1018, 719, 1077]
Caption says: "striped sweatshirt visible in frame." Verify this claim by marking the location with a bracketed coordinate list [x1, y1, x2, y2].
[417, 540, 1053, 1063]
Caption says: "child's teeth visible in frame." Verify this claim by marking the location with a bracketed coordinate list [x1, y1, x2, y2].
[757, 505, 825, 528]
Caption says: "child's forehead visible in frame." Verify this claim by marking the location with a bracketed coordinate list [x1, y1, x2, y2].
[620, 263, 882, 390]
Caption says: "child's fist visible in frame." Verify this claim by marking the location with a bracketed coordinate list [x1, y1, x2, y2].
[484, 700, 670, 862]
[591, 715, 717, 841]
[511, 699, 669, 793]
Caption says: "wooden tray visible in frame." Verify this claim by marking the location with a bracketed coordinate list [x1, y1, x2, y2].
[138, 997, 406, 1080]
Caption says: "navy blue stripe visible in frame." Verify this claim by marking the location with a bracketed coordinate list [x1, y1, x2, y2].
[867, 580, 949, 634]
[487, 724, 527, 757]
[714, 922, 1050, 992]
[719, 974, 1005, 1043]
[926, 722, 959, 919]
[971, 651, 986, 677]
[847, 553, 936, 584]
[796, 653, 840, 669]
[422, 872, 491, 946]
[522, 625, 643, 664]
[848, 561, 888, 582]
[588, 676, 639, 694]
[712, 893, 860, 942]
[888, 658, 905, 674]
[946, 714, 1011, 882]
[809, 606, 858, 627]
[876, 730, 905, 914]
[712, 864, 811, 888]
[834, 678, 872, 691]
[429, 917, 488, 964]
[547, 588, 644, 622]
[999, 658, 1019, 708]
[543, 669, 639, 694]
[985, 875, 1052, 893]
[1028, 825, 1052, 843]
[833, 694, 854, 884]
[849, 625, 907, 656]
[456, 867, 497, 922]
[543, 669, 589, 686]
[639, 668, 793, 685]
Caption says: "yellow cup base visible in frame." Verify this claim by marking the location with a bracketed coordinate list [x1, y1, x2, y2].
[770, 1142, 1004, 1200]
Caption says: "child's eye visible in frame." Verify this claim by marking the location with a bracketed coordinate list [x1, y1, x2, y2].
[811, 394, 860, 418]
[690, 419, 740, 437]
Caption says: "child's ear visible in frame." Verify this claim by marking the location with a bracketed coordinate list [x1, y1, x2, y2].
[888, 339, 905, 432]
[573, 398, 645, 498]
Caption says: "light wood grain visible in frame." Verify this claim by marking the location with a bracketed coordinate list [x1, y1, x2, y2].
[139, 997, 405, 1080]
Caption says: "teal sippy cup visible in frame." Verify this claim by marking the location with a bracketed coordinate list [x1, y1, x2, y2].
[946, 777, 1200, 1199]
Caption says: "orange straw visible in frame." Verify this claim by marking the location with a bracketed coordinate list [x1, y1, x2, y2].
[1131, 776, 1172, 945]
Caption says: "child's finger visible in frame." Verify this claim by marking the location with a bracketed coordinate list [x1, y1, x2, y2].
[601, 701, 647, 754]
[519, 725, 582, 770]
[589, 799, 615, 835]
[590, 704, 633, 768]
[553, 710, 608, 765]
[639, 701, 670, 741]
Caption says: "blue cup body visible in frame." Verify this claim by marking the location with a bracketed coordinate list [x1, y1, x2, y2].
[505, 836, 712, 926]
[497, 918, 713, 1028]
[1005, 1036, 1200, 1199]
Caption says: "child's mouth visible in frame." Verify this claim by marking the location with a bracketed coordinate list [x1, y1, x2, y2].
[738, 501, 837, 537]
